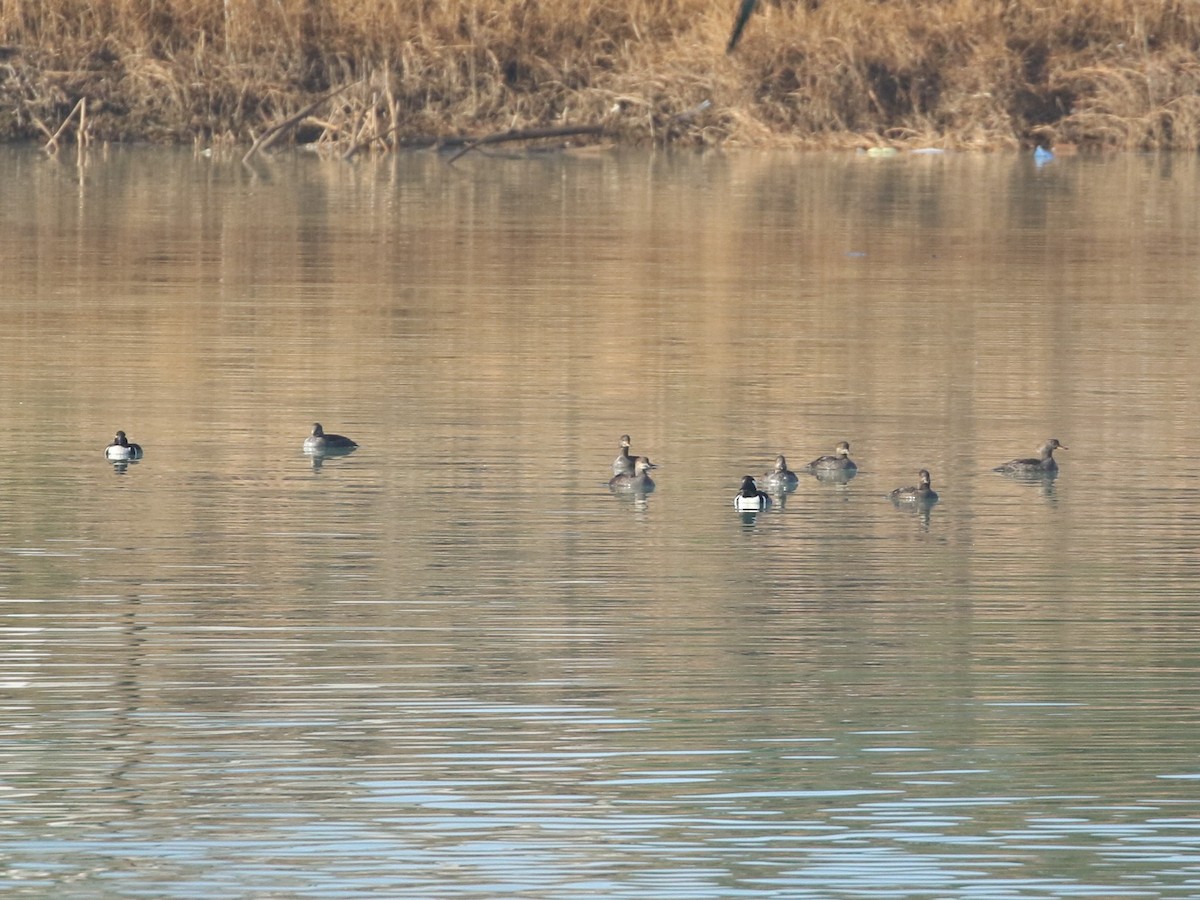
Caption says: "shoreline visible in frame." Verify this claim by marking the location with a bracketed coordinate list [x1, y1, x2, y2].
[4, 1, 1199, 153]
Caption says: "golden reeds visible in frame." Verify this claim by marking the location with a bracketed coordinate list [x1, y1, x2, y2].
[3, 0, 1200, 151]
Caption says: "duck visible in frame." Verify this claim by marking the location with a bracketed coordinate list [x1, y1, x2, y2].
[804, 441, 857, 473]
[612, 434, 651, 477]
[993, 438, 1066, 474]
[609, 456, 656, 491]
[761, 454, 799, 491]
[734, 475, 772, 511]
[303, 423, 358, 454]
[890, 469, 938, 504]
[105, 430, 143, 461]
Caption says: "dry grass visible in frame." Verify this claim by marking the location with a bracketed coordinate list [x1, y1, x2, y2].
[3, 0, 1200, 150]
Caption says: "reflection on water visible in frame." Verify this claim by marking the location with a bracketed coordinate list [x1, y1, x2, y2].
[0, 146, 1199, 897]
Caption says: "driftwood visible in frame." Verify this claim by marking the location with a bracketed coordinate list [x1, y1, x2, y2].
[243, 80, 362, 164]
[43, 97, 86, 154]
[342, 121, 403, 161]
[444, 124, 608, 164]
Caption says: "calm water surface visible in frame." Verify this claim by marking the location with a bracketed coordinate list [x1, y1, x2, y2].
[1, 146, 1199, 897]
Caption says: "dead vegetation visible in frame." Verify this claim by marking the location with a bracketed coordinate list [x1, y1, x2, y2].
[2, 0, 1199, 152]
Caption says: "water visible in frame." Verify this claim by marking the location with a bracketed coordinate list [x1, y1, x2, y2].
[1, 146, 1199, 897]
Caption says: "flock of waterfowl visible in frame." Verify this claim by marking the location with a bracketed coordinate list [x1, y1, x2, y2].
[104, 425, 1066, 513]
[606, 434, 1068, 512]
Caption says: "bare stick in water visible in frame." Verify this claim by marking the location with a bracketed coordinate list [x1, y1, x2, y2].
[44, 98, 85, 154]
[444, 124, 608, 164]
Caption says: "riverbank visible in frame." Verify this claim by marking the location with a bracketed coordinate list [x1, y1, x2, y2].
[3, 0, 1198, 152]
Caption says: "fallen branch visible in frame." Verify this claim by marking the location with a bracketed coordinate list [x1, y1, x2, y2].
[44, 97, 85, 154]
[243, 80, 362, 164]
[444, 123, 608, 164]
[76, 96, 88, 164]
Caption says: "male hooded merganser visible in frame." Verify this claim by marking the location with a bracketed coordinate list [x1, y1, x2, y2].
[105, 431, 143, 461]
[734, 475, 772, 511]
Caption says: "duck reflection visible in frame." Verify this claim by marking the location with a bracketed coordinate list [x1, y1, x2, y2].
[997, 466, 1059, 500]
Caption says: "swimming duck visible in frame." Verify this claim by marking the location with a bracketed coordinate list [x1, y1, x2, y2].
[890, 469, 938, 504]
[734, 475, 772, 511]
[105, 430, 143, 461]
[303, 423, 358, 454]
[804, 441, 857, 473]
[612, 434, 651, 477]
[993, 439, 1066, 474]
[609, 456, 656, 491]
[761, 455, 799, 491]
